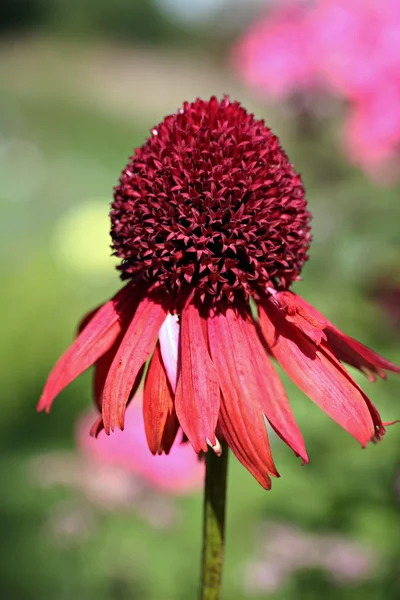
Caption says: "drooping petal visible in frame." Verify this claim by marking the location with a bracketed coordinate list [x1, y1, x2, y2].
[208, 308, 279, 489]
[90, 315, 143, 438]
[77, 306, 101, 335]
[143, 342, 179, 455]
[243, 318, 308, 462]
[37, 284, 136, 413]
[89, 342, 121, 438]
[91, 347, 145, 438]
[89, 416, 104, 438]
[269, 289, 327, 345]
[258, 297, 379, 447]
[174, 303, 220, 453]
[91, 335, 125, 436]
[325, 331, 400, 381]
[281, 292, 400, 380]
[102, 295, 168, 434]
[158, 313, 180, 392]
[94, 345, 117, 411]
[210, 307, 307, 462]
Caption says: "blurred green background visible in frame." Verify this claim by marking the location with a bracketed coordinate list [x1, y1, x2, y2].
[1, 1, 400, 599]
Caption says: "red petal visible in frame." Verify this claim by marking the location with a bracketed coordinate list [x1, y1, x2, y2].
[91, 343, 145, 438]
[271, 290, 327, 345]
[89, 416, 104, 438]
[93, 345, 116, 411]
[258, 298, 378, 447]
[243, 317, 308, 462]
[210, 307, 307, 462]
[325, 332, 400, 381]
[102, 295, 168, 434]
[86, 347, 118, 438]
[77, 306, 101, 335]
[174, 304, 220, 453]
[87, 315, 132, 438]
[37, 284, 136, 413]
[208, 308, 279, 489]
[285, 293, 400, 380]
[143, 343, 179, 455]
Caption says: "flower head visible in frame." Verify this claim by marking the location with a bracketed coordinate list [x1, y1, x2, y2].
[111, 97, 311, 305]
[38, 97, 399, 489]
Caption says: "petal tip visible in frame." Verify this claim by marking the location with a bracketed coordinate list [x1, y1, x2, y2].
[36, 400, 45, 413]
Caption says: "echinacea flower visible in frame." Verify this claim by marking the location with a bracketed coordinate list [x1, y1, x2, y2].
[38, 97, 399, 489]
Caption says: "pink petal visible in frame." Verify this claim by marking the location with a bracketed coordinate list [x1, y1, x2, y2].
[37, 284, 136, 413]
[258, 297, 379, 447]
[102, 295, 168, 434]
[143, 342, 179, 455]
[174, 304, 220, 453]
[208, 308, 279, 489]
[158, 313, 180, 392]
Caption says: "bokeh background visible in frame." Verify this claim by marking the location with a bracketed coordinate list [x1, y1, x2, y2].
[1, 1, 400, 598]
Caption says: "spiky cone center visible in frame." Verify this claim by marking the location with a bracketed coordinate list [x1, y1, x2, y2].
[111, 97, 311, 309]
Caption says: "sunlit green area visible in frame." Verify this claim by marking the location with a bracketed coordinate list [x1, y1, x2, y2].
[1, 2, 400, 599]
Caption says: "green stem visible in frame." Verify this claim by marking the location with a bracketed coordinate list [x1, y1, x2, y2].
[199, 442, 229, 600]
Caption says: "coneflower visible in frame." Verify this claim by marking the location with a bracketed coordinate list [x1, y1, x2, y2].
[38, 97, 399, 599]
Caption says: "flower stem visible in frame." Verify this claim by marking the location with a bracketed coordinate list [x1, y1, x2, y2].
[199, 442, 229, 600]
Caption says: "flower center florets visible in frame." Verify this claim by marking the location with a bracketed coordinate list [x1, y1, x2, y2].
[110, 97, 311, 306]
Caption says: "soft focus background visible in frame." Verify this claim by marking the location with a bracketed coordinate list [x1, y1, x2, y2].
[1, 1, 400, 599]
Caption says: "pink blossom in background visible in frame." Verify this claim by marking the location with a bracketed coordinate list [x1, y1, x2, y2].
[233, 0, 400, 180]
[232, 4, 319, 99]
[77, 397, 204, 495]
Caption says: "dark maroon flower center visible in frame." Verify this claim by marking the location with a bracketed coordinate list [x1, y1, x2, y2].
[111, 97, 311, 307]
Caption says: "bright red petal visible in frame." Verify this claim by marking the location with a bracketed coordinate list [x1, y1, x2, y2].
[270, 290, 327, 345]
[325, 331, 400, 381]
[93, 345, 117, 411]
[174, 304, 220, 453]
[143, 343, 179, 455]
[208, 308, 280, 489]
[77, 306, 101, 335]
[89, 416, 104, 438]
[91, 341, 145, 439]
[37, 284, 136, 413]
[88, 343, 120, 438]
[258, 297, 379, 447]
[243, 316, 308, 462]
[102, 295, 168, 434]
[282, 292, 400, 380]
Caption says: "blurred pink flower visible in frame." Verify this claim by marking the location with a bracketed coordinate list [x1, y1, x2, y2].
[77, 397, 204, 495]
[233, 0, 400, 180]
[233, 4, 319, 99]
[344, 96, 400, 182]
